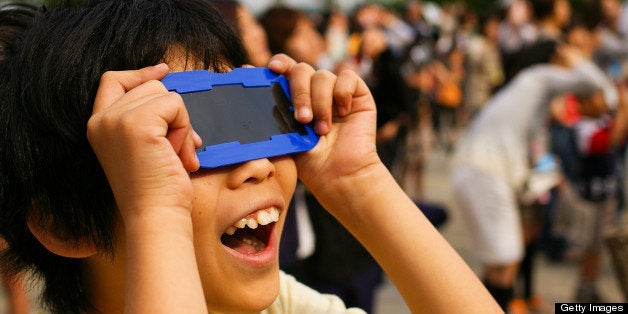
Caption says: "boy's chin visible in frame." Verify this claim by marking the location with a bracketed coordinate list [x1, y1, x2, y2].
[205, 270, 280, 312]
[209, 292, 279, 313]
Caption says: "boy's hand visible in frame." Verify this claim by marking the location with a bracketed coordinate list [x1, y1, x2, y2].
[87, 64, 201, 222]
[267, 54, 383, 201]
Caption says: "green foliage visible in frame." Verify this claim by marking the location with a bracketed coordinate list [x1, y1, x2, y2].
[373, 0, 500, 13]
[0, 0, 87, 7]
[372, 0, 593, 16]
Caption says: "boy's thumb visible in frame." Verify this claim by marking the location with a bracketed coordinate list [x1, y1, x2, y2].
[93, 63, 170, 111]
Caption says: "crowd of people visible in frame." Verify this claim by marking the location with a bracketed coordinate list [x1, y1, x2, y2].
[0, 0, 500, 313]
[1, 0, 628, 313]
[223, 0, 628, 313]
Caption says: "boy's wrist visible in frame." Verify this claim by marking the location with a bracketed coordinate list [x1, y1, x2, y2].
[123, 206, 195, 241]
[309, 161, 394, 219]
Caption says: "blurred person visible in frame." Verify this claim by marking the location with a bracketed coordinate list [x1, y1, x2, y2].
[212, 0, 315, 276]
[499, 0, 537, 53]
[431, 48, 465, 153]
[455, 6, 479, 54]
[0, 271, 30, 314]
[450, 42, 618, 311]
[432, 3, 460, 59]
[260, 5, 383, 312]
[498, 0, 538, 83]
[321, 10, 350, 67]
[463, 10, 504, 123]
[586, 0, 628, 233]
[360, 25, 451, 232]
[402, 0, 432, 44]
[586, 0, 628, 79]
[619, 0, 628, 39]
[211, 0, 319, 284]
[402, 57, 437, 200]
[547, 18, 603, 253]
[259, 5, 332, 70]
[357, 26, 416, 170]
[551, 22, 628, 299]
[349, 4, 415, 58]
[503, 0, 572, 85]
[530, 0, 571, 40]
[507, 0, 570, 79]
[211, 0, 271, 67]
[398, 2, 437, 198]
[567, 86, 627, 302]
[258, 4, 335, 281]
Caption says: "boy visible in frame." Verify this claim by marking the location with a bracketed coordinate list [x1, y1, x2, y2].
[569, 89, 623, 302]
[0, 1, 500, 313]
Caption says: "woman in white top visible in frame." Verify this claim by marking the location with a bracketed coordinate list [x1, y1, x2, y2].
[450, 42, 617, 310]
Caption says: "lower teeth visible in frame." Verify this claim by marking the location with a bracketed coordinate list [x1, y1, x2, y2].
[239, 235, 266, 252]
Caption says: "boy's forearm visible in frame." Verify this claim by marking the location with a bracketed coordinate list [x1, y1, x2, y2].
[124, 210, 208, 314]
[315, 165, 501, 313]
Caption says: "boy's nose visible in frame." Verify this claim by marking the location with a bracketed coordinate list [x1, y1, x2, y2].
[227, 158, 276, 188]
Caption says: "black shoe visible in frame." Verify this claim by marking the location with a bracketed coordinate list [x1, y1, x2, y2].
[575, 282, 604, 303]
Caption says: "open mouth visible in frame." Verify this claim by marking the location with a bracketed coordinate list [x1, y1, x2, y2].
[220, 207, 280, 254]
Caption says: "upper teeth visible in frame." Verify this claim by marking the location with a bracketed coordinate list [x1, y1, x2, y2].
[225, 207, 280, 235]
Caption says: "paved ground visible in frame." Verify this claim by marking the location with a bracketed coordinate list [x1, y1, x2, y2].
[0, 148, 625, 313]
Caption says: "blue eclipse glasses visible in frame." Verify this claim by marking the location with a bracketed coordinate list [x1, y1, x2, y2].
[161, 68, 319, 168]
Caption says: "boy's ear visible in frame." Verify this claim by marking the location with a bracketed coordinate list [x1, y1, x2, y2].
[27, 216, 98, 258]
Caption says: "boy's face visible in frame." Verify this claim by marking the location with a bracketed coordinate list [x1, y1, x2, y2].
[189, 155, 296, 312]
[152, 60, 297, 311]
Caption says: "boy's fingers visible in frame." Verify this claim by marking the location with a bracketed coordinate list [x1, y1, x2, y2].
[287, 63, 316, 123]
[333, 70, 372, 115]
[310, 70, 336, 134]
[192, 129, 202, 148]
[174, 129, 200, 172]
[150, 93, 198, 171]
[93, 64, 170, 113]
[332, 70, 358, 115]
[267, 54, 298, 74]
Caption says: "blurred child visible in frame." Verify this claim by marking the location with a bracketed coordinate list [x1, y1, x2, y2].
[570, 89, 622, 302]
[212, 0, 272, 67]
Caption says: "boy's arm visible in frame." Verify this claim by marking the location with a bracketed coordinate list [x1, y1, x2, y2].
[269, 55, 502, 313]
[88, 65, 208, 314]
[314, 164, 502, 313]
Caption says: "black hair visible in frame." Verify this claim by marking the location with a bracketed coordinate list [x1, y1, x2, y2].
[583, 0, 605, 30]
[477, 9, 501, 37]
[0, 1, 246, 313]
[259, 5, 302, 54]
[506, 39, 559, 80]
[0, 3, 40, 61]
[530, 0, 558, 20]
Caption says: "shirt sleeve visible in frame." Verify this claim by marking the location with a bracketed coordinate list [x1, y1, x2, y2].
[261, 271, 368, 314]
[574, 60, 619, 111]
[540, 60, 618, 110]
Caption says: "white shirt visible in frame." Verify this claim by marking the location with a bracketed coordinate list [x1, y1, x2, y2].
[261, 271, 367, 314]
